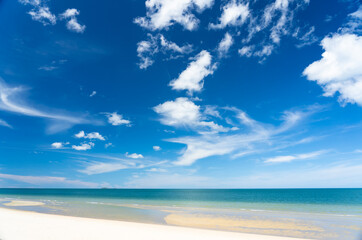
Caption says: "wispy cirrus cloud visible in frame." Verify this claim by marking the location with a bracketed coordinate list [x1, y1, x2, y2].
[264, 150, 328, 163]
[0, 118, 12, 128]
[162, 104, 321, 166]
[75, 152, 167, 175]
[0, 79, 98, 133]
[137, 33, 193, 69]
[0, 173, 100, 188]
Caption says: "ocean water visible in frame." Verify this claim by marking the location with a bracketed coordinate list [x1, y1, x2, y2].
[0, 188, 361, 239]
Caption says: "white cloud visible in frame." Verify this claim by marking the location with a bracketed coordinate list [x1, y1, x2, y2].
[75, 130, 85, 138]
[342, 5, 362, 34]
[106, 112, 131, 126]
[146, 168, 167, 172]
[264, 150, 327, 163]
[209, 0, 249, 29]
[28, 7, 56, 26]
[0, 79, 92, 133]
[59, 8, 79, 18]
[239, 0, 309, 60]
[38, 66, 58, 71]
[137, 34, 192, 69]
[303, 34, 362, 106]
[72, 142, 94, 151]
[167, 106, 317, 166]
[0, 173, 99, 188]
[137, 37, 158, 69]
[18, 0, 41, 6]
[238, 44, 273, 59]
[76, 154, 167, 175]
[84, 132, 105, 141]
[134, 0, 214, 31]
[293, 26, 318, 48]
[59, 8, 86, 33]
[350, 5, 362, 19]
[105, 143, 113, 148]
[238, 45, 253, 57]
[217, 32, 234, 57]
[169, 50, 215, 93]
[89, 91, 97, 97]
[125, 152, 144, 159]
[51, 142, 68, 149]
[203, 105, 221, 118]
[153, 146, 161, 151]
[159, 34, 192, 53]
[153, 97, 228, 133]
[74, 131, 105, 141]
[79, 162, 129, 175]
[254, 44, 274, 57]
[0, 119, 12, 128]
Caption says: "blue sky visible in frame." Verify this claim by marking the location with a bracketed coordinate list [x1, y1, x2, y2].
[0, 0, 361, 188]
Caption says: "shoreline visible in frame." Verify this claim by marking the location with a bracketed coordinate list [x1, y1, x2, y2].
[0, 207, 309, 240]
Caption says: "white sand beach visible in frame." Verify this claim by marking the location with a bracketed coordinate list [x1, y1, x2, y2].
[0, 207, 309, 240]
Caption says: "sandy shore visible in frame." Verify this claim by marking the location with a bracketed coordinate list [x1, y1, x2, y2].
[3, 200, 45, 207]
[0, 207, 309, 240]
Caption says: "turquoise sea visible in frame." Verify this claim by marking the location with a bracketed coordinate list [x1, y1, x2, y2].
[0, 188, 361, 239]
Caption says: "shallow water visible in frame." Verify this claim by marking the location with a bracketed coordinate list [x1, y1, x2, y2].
[0, 189, 361, 239]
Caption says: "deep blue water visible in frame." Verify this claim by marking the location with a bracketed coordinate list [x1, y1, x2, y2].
[0, 188, 361, 205]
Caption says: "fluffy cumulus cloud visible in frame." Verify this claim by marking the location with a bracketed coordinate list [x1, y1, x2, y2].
[72, 142, 94, 151]
[209, 0, 249, 29]
[137, 34, 193, 69]
[51, 142, 69, 149]
[106, 112, 131, 126]
[125, 153, 144, 159]
[19, 0, 85, 33]
[153, 146, 161, 151]
[28, 7, 56, 25]
[264, 150, 326, 163]
[303, 34, 362, 106]
[74, 131, 105, 141]
[153, 97, 228, 133]
[134, 0, 214, 31]
[217, 32, 234, 57]
[169, 50, 215, 93]
[59, 8, 86, 33]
